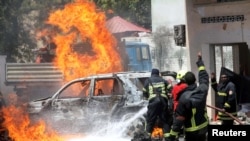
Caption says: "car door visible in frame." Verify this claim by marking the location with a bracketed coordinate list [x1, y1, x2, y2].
[87, 77, 124, 118]
[50, 79, 92, 121]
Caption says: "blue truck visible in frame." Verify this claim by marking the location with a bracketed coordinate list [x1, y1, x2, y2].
[124, 41, 152, 71]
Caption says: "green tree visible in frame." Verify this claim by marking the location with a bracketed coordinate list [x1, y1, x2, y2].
[0, 0, 4, 54]
[93, 0, 151, 29]
[0, 0, 72, 62]
[0, 0, 22, 62]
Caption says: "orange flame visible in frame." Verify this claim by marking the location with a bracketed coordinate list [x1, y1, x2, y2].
[45, 0, 122, 81]
[151, 127, 163, 139]
[2, 106, 64, 141]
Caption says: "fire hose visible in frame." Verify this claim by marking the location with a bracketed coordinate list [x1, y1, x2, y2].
[206, 104, 244, 125]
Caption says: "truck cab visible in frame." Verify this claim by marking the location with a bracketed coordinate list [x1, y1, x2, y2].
[125, 41, 152, 71]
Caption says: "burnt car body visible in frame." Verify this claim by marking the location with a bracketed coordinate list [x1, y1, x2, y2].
[27, 71, 151, 135]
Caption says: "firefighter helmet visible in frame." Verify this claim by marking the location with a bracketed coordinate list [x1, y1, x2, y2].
[176, 70, 187, 83]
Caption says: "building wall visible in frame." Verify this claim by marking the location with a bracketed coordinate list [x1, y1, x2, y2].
[151, 0, 188, 72]
[185, 0, 250, 119]
[152, 0, 250, 120]
[186, 0, 250, 71]
[0, 56, 15, 104]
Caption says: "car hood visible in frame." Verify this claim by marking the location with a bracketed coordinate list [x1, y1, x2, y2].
[27, 97, 52, 114]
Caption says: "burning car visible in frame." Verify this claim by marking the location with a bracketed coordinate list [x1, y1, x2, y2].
[27, 71, 151, 137]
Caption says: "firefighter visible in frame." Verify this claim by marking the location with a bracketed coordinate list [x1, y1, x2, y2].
[142, 68, 172, 141]
[172, 70, 188, 112]
[170, 70, 188, 140]
[211, 71, 237, 125]
[166, 52, 209, 141]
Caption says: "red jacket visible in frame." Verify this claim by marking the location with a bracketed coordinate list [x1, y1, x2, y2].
[172, 83, 187, 111]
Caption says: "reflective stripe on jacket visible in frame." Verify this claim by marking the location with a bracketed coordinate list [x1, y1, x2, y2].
[171, 58, 209, 134]
[143, 75, 171, 100]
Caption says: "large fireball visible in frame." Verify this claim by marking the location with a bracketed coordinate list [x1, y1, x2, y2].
[47, 0, 122, 81]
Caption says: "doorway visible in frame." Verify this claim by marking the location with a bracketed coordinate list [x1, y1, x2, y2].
[211, 42, 250, 120]
[212, 43, 250, 79]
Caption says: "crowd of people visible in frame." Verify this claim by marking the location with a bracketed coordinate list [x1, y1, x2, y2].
[141, 51, 249, 141]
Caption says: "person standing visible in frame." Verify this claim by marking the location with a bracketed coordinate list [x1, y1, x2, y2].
[172, 70, 188, 112]
[211, 71, 237, 125]
[170, 70, 188, 140]
[142, 68, 172, 141]
[166, 52, 209, 141]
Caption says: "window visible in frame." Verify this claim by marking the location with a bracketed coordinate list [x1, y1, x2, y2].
[59, 80, 91, 98]
[136, 47, 141, 61]
[141, 46, 150, 60]
[94, 78, 123, 96]
[214, 45, 233, 80]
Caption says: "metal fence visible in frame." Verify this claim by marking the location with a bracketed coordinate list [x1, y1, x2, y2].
[5, 63, 63, 83]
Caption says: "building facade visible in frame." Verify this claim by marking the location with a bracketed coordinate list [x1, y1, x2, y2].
[152, 0, 250, 120]
[185, 0, 250, 119]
